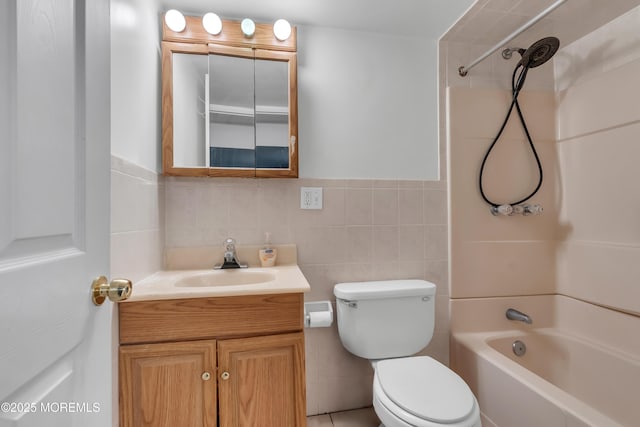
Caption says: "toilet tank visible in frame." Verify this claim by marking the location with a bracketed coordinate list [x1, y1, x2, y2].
[334, 280, 436, 359]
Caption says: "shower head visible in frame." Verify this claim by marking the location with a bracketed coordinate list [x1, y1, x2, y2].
[501, 37, 560, 68]
[519, 37, 560, 68]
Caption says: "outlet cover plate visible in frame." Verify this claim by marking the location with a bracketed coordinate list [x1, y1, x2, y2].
[300, 187, 323, 209]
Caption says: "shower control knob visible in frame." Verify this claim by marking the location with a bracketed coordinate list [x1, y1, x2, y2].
[491, 204, 513, 216]
[523, 204, 543, 216]
[511, 205, 525, 215]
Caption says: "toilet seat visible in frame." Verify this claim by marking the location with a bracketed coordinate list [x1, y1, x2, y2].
[373, 356, 479, 427]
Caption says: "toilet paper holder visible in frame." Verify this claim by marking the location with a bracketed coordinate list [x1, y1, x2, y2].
[304, 300, 333, 328]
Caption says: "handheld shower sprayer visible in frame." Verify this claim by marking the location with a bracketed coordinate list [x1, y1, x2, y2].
[479, 37, 560, 217]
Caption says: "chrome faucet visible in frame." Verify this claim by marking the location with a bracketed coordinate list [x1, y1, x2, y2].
[214, 238, 247, 269]
[506, 308, 532, 324]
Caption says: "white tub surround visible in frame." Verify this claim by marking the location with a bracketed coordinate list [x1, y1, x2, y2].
[450, 295, 640, 427]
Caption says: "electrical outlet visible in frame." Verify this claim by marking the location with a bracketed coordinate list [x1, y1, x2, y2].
[300, 187, 323, 210]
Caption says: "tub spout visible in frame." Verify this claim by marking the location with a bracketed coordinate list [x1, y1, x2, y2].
[506, 308, 532, 324]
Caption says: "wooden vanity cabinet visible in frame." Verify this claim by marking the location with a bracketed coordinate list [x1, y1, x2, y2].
[118, 293, 306, 427]
[218, 334, 305, 427]
[120, 340, 217, 427]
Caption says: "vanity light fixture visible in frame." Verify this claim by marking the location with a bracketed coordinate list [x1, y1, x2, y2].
[273, 19, 292, 41]
[202, 12, 223, 35]
[241, 18, 256, 37]
[164, 9, 186, 32]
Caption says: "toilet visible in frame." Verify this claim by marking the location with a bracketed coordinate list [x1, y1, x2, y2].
[334, 280, 481, 427]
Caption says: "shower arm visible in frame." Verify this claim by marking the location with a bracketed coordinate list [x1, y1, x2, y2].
[501, 47, 523, 60]
[457, 0, 568, 77]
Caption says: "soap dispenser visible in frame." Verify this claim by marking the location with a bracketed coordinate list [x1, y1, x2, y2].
[259, 232, 277, 267]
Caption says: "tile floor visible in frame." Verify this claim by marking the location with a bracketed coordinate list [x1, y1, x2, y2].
[307, 407, 380, 427]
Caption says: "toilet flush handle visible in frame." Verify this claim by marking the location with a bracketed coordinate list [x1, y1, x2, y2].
[338, 299, 358, 309]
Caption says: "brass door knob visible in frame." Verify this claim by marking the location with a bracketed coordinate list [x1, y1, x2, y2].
[91, 276, 133, 305]
[221, 371, 230, 380]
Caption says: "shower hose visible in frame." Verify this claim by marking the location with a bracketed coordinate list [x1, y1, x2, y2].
[478, 64, 544, 208]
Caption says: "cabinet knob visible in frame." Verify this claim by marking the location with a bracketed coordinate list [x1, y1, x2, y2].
[221, 371, 230, 380]
[201, 372, 211, 381]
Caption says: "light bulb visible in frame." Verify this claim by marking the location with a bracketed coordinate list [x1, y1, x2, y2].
[164, 9, 186, 32]
[273, 19, 291, 41]
[202, 13, 222, 35]
[241, 18, 255, 37]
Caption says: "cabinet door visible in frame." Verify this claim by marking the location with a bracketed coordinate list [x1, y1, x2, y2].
[120, 340, 217, 427]
[218, 332, 306, 427]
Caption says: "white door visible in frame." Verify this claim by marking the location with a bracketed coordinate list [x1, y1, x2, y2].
[0, 1, 115, 426]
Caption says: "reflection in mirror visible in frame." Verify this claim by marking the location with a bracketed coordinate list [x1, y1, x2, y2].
[172, 53, 208, 168]
[255, 59, 289, 169]
[209, 54, 255, 168]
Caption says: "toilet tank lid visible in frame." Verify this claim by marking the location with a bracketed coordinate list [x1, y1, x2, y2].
[334, 280, 436, 300]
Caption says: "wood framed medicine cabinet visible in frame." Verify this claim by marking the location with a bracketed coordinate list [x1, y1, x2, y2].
[162, 16, 298, 178]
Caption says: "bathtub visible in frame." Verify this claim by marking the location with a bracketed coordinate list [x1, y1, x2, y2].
[450, 295, 640, 427]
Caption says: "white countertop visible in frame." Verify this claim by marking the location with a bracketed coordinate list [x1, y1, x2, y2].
[124, 264, 310, 302]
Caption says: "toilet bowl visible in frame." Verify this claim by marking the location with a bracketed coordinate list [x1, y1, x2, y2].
[334, 280, 482, 427]
[372, 357, 480, 427]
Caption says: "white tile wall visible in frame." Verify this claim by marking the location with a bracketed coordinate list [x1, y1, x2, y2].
[110, 156, 163, 282]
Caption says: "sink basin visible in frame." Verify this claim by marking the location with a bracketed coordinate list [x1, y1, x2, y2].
[174, 270, 276, 287]
[124, 263, 311, 302]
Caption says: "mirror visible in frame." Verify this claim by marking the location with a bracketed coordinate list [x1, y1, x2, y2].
[172, 52, 208, 168]
[254, 56, 291, 169]
[162, 16, 298, 177]
[208, 52, 255, 169]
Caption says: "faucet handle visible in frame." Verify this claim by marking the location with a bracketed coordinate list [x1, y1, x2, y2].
[223, 238, 236, 249]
